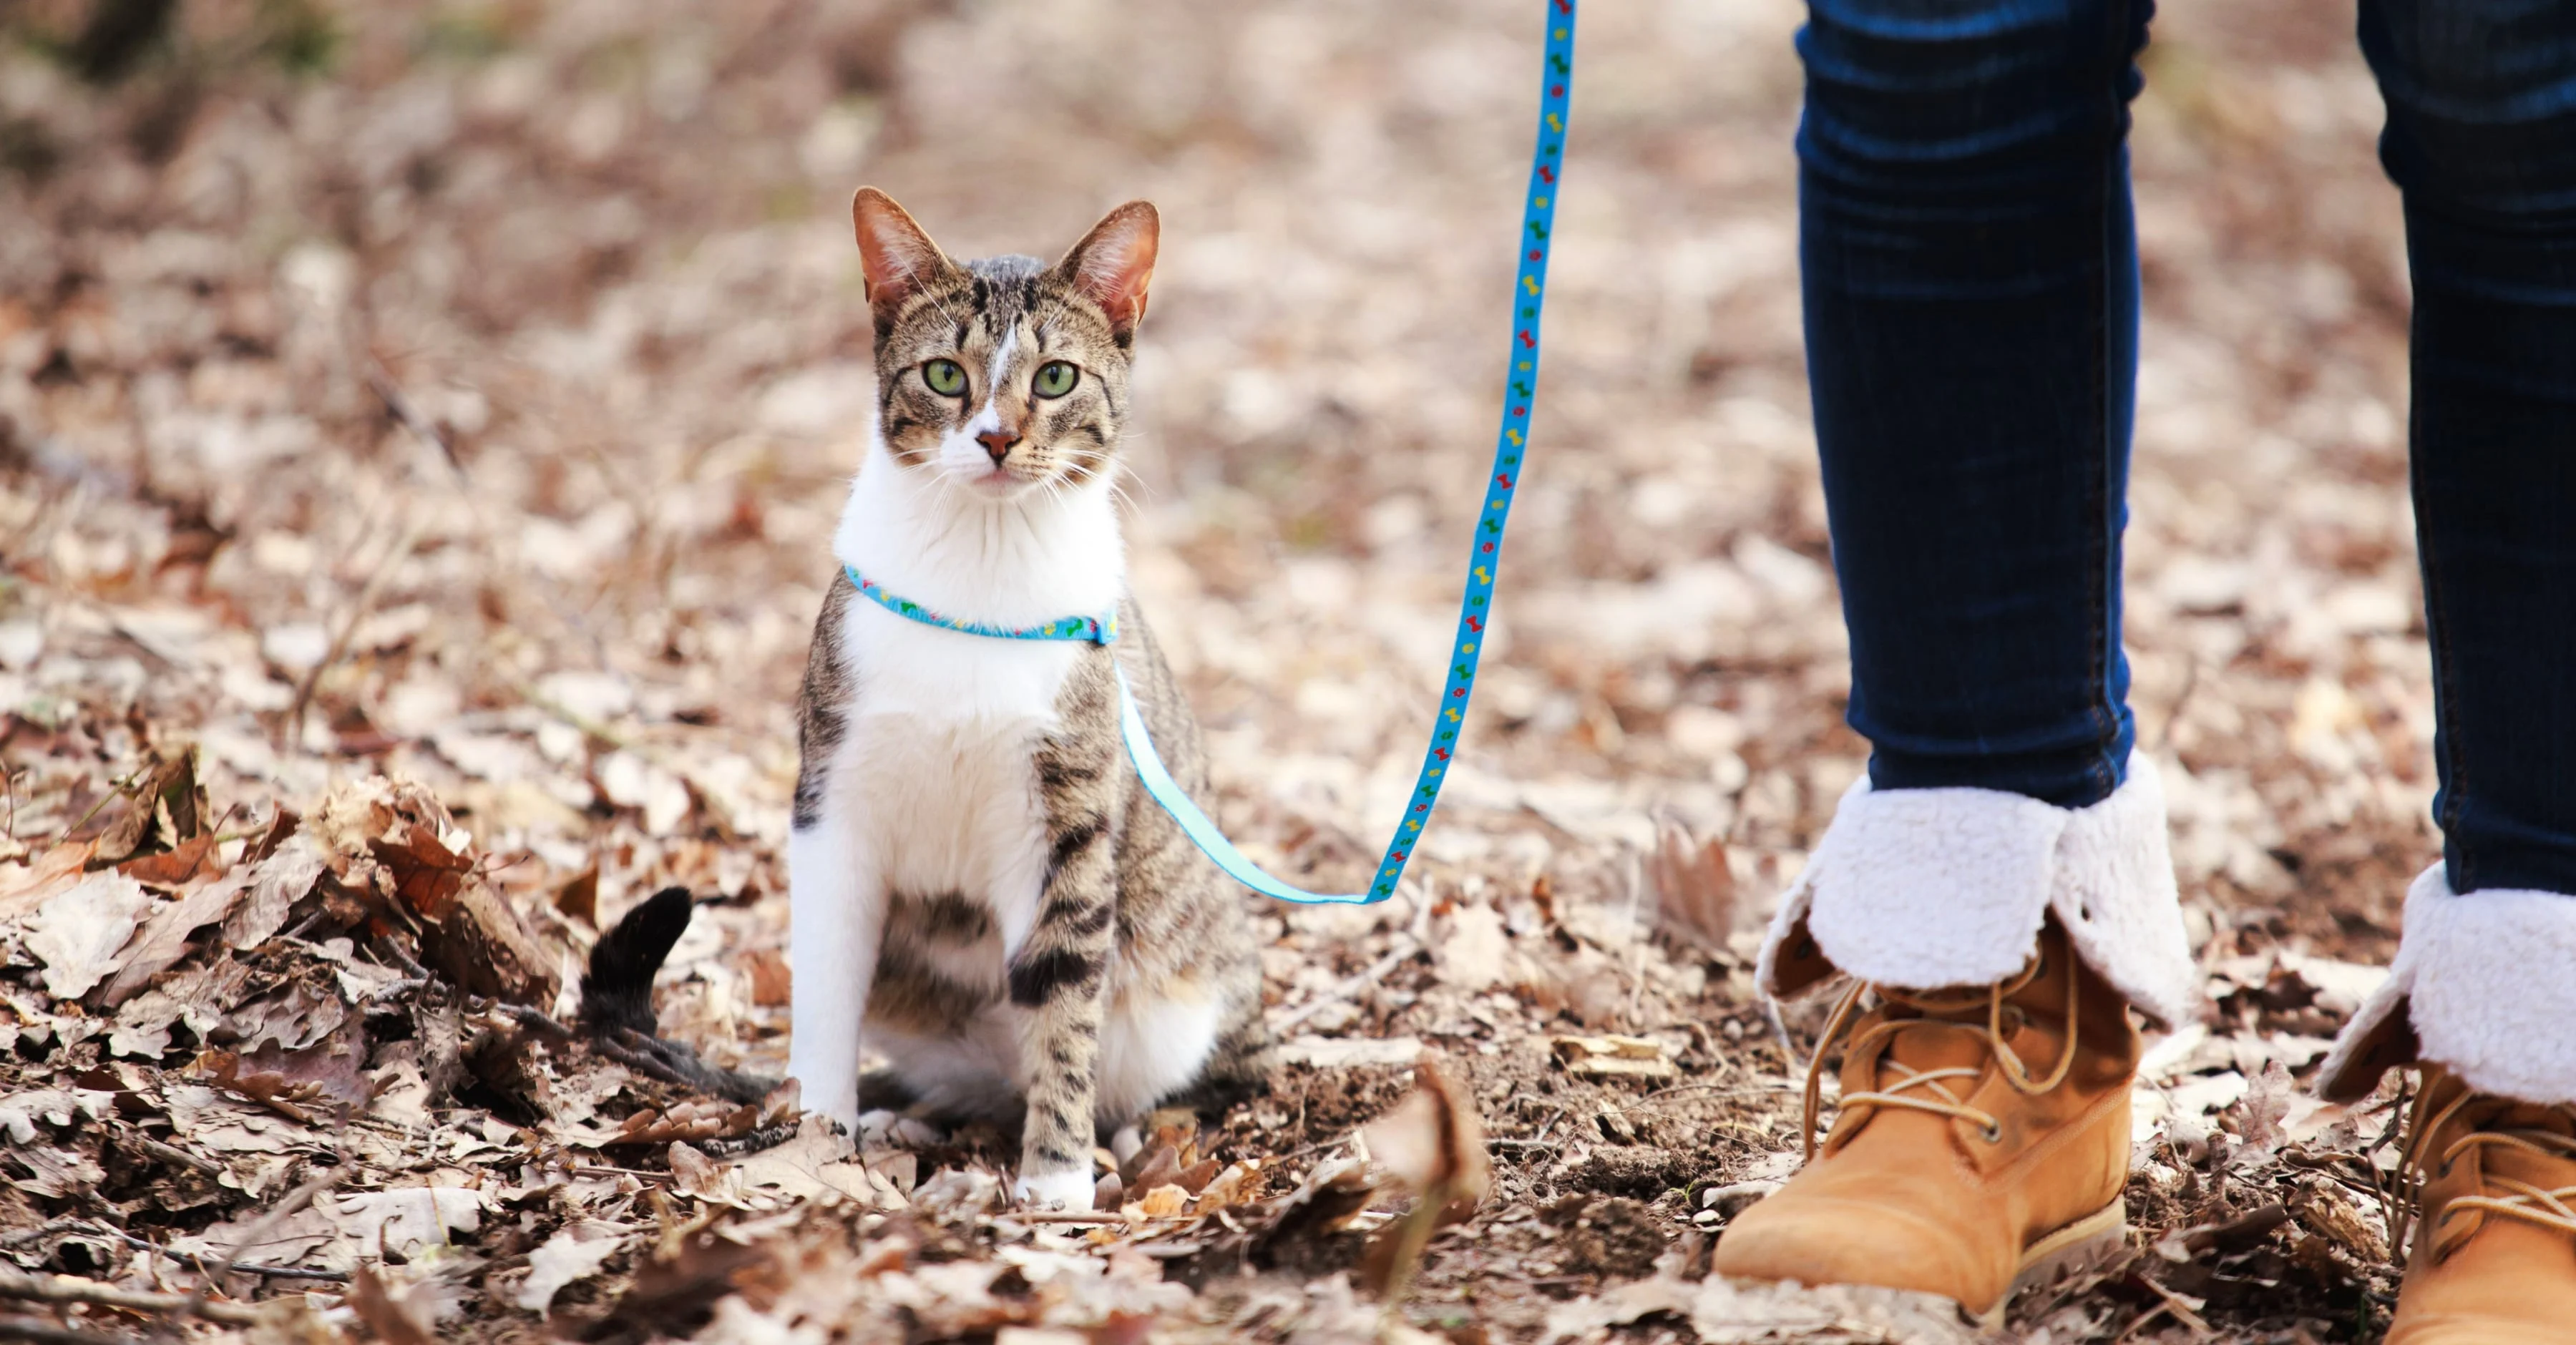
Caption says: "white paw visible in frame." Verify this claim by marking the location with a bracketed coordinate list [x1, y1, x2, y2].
[1013, 1166, 1098, 1212]
[1108, 1125, 1143, 1165]
[857, 1109, 942, 1149]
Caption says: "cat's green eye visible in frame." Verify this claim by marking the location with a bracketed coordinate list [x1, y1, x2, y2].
[1033, 361, 1080, 398]
[922, 359, 967, 396]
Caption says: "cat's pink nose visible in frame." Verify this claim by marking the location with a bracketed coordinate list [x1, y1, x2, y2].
[976, 429, 1018, 464]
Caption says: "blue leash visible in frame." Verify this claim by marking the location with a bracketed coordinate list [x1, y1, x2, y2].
[845, 1, 1574, 904]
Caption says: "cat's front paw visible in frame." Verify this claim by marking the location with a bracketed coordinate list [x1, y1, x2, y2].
[857, 1109, 942, 1149]
[1013, 1166, 1098, 1213]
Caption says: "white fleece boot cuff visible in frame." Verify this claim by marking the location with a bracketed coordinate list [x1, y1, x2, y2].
[1756, 755, 2199, 1029]
[2316, 865, 2576, 1107]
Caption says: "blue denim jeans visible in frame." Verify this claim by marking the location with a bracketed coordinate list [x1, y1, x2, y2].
[1800, 0, 2576, 894]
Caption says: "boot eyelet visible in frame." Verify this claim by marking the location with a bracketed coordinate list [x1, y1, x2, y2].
[1980, 1121, 2004, 1145]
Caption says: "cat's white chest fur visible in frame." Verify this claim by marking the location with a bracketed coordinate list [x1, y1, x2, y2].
[786, 434, 1128, 1141]
[837, 605, 1074, 934]
[830, 435, 1126, 936]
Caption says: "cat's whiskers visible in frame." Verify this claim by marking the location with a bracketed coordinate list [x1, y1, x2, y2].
[1065, 445, 1147, 511]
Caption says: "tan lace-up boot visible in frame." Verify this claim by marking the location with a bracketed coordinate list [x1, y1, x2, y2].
[2384, 1067, 2576, 1344]
[1710, 918, 2139, 1326]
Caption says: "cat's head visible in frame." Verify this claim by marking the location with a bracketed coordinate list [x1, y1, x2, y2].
[851, 187, 1156, 502]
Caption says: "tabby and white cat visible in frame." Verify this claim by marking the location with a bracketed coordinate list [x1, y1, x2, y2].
[786, 188, 1268, 1210]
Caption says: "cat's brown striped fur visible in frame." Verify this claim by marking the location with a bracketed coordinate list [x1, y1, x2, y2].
[786, 190, 1268, 1208]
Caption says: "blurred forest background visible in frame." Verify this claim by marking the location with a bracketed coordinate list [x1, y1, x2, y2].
[0, 0, 2436, 1341]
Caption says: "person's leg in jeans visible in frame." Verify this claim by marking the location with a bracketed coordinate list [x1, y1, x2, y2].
[2316, 1, 2576, 1334]
[1712, 0, 2197, 1321]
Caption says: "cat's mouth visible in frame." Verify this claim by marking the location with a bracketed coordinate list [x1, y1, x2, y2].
[960, 462, 1038, 496]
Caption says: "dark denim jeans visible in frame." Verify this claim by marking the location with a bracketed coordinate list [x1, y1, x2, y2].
[1800, 0, 2576, 895]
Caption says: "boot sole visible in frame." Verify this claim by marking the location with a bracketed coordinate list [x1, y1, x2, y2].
[1969, 1198, 2128, 1330]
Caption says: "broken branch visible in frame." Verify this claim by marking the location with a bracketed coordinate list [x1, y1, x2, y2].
[0, 1268, 261, 1327]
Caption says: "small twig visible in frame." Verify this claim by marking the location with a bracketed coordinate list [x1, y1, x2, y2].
[92, 1228, 348, 1283]
[0, 1314, 135, 1345]
[198, 801, 241, 849]
[364, 363, 469, 477]
[1254, 1138, 1348, 1170]
[210, 1263, 346, 1283]
[185, 1165, 339, 1315]
[284, 514, 429, 753]
[119, 1130, 222, 1178]
[369, 934, 431, 981]
[0, 1268, 260, 1326]
[1622, 845, 1649, 1026]
[0, 1219, 82, 1251]
[1629, 1080, 1785, 1106]
[509, 678, 639, 753]
[1763, 996, 1800, 1066]
[366, 357, 610, 666]
[362, 977, 433, 1003]
[50, 773, 135, 848]
[273, 907, 328, 946]
[2129, 1274, 2215, 1339]
[2115, 1302, 2173, 1343]
[1374, 1175, 1450, 1316]
[1269, 936, 1422, 1035]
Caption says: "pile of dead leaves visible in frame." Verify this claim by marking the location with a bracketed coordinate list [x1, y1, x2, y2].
[0, 750, 1529, 1341]
[0, 752, 813, 1338]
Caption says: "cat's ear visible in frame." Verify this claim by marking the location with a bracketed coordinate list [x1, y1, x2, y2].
[852, 187, 951, 317]
[1055, 201, 1158, 340]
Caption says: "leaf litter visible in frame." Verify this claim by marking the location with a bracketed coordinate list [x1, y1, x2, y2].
[0, 0, 2439, 1339]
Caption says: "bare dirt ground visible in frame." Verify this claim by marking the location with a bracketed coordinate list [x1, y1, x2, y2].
[0, 0, 2439, 1340]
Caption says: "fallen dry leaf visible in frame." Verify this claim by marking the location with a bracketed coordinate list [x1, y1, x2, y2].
[1361, 1060, 1491, 1223]
[350, 1263, 441, 1345]
[1551, 1033, 1681, 1082]
[201, 1012, 371, 1120]
[0, 843, 93, 921]
[1435, 901, 1512, 992]
[97, 869, 247, 1007]
[518, 1220, 633, 1313]
[116, 830, 224, 886]
[223, 845, 323, 949]
[0, 0, 2457, 1336]
[1274, 1035, 1423, 1068]
[1650, 813, 1737, 951]
[24, 871, 153, 999]
[743, 947, 792, 1007]
[93, 745, 208, 866]
[329, 1186, 487, 1261]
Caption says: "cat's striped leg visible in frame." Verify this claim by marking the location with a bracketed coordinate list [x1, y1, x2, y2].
[1012, 700, 1125, 1210]
[1008, 871, 1116, 1205]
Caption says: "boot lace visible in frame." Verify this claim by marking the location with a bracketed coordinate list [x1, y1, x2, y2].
[2387, 1087, 2576, 1259]
[1800, 954, 2082, 1161]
